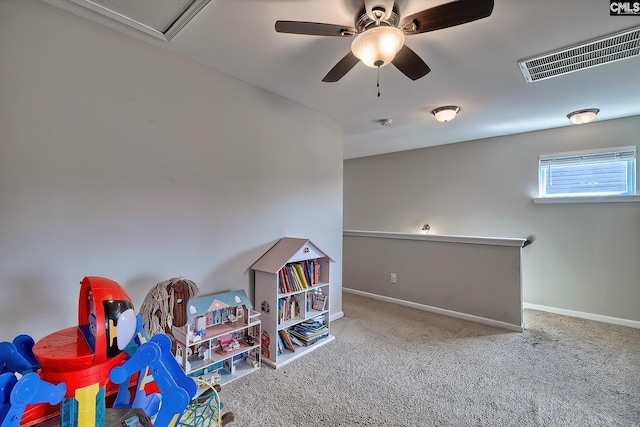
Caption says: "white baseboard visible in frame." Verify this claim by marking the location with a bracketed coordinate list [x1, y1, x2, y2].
[343, 288, 523, 332]
[330, 310, 344, 322]
[523, 303, 640, 329]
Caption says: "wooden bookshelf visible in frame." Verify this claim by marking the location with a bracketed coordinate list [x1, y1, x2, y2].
[251, 237, 334, 368]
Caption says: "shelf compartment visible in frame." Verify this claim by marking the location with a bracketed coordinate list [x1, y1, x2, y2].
[277, 317, 304, 330]
[264, 334, 335, 369]
[188, 342, 260, 372]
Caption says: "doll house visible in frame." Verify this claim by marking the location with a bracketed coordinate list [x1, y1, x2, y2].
[171, 290, 261, 385]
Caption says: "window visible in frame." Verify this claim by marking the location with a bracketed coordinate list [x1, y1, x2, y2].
[538, 146, 636, 198]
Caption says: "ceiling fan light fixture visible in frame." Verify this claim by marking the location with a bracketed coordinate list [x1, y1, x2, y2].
[351, 26, 405, 68]
[567, 108, 599, 124]
[431, 106, 460, 123]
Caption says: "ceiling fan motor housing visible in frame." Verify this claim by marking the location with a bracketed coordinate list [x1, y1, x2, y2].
[355, 3, 401, 32]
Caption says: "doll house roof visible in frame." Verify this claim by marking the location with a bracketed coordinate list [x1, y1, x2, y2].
[250, 237, 333, 274]
[186, 289, 252, 323]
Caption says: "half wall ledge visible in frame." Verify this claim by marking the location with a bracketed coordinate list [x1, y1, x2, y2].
[342, 230, 528, 331]
[343, 230, 529, 247]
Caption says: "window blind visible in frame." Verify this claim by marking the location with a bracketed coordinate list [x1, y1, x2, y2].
[539, 146, 636, 197]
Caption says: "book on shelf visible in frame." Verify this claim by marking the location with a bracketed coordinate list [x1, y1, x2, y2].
[284, 268, 293, 293]
[288, 328, 329, 346]
[312, 293, 327, 311]
[278, 295, 300, 324]
[277, 269, 287, 293]
[288, 319, 329, 346]
[276, 330, 285, 355]
[299, 317, 326, 329]
[285, 265, 300, 291]
[293, 264, 306, 290]
[305, 260, 313, 285]
[280, 262, 321, 293]
[305, 259, 320, 285]
[293, 263, 309, 288]
[304, 259, 320, 285]
[278, 329, 296, 352]
[288, 334, 304, 347]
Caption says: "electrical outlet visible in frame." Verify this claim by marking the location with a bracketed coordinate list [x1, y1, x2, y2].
[390, 273, 397, 284]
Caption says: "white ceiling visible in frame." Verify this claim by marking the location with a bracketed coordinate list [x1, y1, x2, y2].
[42, 0, 640, 159]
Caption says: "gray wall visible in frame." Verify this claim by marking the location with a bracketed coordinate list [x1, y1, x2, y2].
[343, 232, 525, 330]
[0, 0, 343, 342]
[344, 116, 640, 323]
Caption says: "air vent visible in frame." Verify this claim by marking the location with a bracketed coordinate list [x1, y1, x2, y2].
[518, 26, 640, 83]
[67, 0, 211, 41]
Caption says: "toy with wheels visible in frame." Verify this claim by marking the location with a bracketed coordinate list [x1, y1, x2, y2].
[178, 379, 234, 427]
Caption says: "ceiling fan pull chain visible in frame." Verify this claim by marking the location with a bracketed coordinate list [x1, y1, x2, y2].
[377, 65, 381, 98]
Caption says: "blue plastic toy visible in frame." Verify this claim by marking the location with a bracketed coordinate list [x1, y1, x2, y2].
[0, 335, 40, 375]
[109, 316, 197, 427]
[0, 372, 66, 427]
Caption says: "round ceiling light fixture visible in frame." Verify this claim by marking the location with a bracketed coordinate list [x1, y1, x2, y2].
[567, 108, 599, 124]
[431, 106, 460, 123]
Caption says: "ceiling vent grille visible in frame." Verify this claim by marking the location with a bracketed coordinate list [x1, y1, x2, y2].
[518, 26, 640, 83]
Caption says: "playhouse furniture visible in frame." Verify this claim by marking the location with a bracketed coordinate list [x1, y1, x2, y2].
[251, 237, 334, 368]
[171, 290, 261, 385]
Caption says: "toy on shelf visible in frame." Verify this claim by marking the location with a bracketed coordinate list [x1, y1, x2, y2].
[218, 335, 239, 354]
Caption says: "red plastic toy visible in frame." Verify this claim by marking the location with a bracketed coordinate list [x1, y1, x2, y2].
[29, 277, 137, 426]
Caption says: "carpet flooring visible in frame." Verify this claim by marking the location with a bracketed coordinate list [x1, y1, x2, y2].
[220, 292, 640, 426]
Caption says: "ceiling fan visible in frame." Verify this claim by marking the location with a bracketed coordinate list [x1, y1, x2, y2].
[275, 0, 494, 82]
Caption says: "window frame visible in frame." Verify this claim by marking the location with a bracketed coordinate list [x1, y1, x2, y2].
[533, 145, 640, 204]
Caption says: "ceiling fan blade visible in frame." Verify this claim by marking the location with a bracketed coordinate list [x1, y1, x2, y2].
[275, 21, 356, 37]
[322, 52, 361, 82]
[391, 45, 431, 80]
[400, 0, 494, 35]
[364, 0, 394, 21]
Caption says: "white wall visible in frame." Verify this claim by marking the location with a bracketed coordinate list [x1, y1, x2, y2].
[0, 0, 343, 342]
[344, 116, 640, 323]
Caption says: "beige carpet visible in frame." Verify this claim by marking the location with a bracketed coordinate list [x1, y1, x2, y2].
[220, 292, 640, 426]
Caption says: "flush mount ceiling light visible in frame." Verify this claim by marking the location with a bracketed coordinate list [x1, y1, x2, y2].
[351, 25, 406, 68]
[431, 106, 460, 123]
[567, 108, 600, 124]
